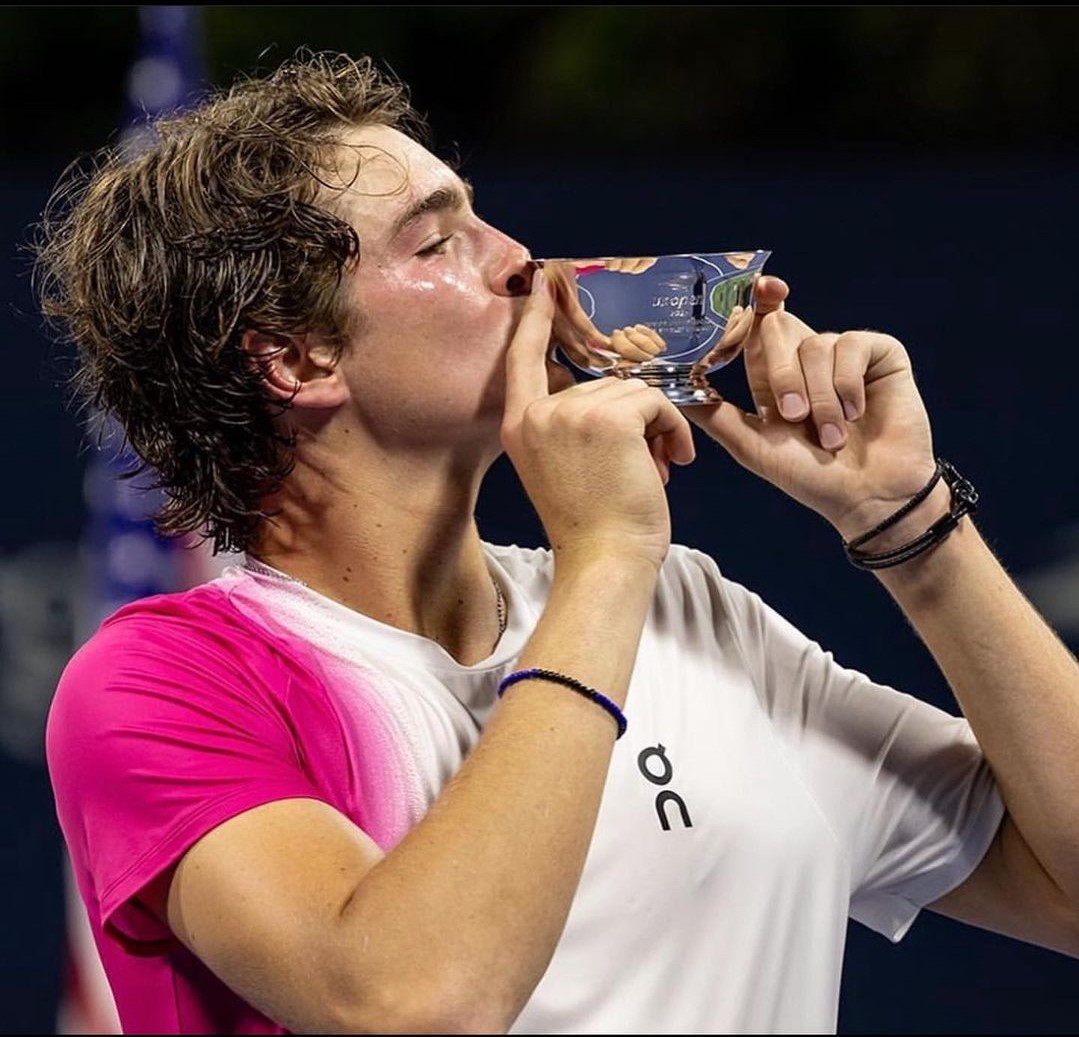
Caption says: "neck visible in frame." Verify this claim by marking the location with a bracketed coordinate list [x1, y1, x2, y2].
[252, 439, 505, 665]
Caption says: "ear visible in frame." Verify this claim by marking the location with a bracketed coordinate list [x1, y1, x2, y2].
[241, 329, 349, 409]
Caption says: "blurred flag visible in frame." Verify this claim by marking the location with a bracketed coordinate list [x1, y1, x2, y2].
[59, 8, 224, 1034]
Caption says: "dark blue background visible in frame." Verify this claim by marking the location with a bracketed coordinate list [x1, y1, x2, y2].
[4, 74, 1079, 1037]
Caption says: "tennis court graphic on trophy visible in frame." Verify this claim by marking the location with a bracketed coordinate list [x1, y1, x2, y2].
[537, 250, 770, 406]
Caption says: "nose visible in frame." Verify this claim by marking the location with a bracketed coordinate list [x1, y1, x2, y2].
[487, 229, 536, 298]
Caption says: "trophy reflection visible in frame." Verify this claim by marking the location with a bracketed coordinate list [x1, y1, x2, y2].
[538, 251, 770, 406]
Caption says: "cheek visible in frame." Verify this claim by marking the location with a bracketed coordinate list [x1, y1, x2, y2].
[344, 271, 517, 420]
[378, 269, 515, 351]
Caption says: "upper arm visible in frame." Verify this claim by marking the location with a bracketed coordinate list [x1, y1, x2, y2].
[50, 605, 434, 1031]
[160, 796, 386, 1033]
[704, 564, 1007, 937]
[684, 553, 1079, 958]
[927, 811, 1079, 958]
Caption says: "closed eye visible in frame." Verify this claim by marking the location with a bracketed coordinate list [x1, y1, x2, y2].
[417, 235, 453, 257]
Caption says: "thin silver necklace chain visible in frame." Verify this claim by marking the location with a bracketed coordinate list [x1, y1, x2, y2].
[242, 556, 508, 641]
[494, 578, 507, 638]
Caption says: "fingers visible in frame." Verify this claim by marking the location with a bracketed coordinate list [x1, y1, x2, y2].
[631, 381, 697, 482]
[609, 324, 666, 362]
[755, 311, 819, 421]
[831, 332, 870, 421]
[570, 257, 657, 275]
[547, 262, 612, 363]
[513, 374, 697, 492]
[635, 383, 696, 469]
[555, 377, 694, 459]
[632, 324, 666, 352]
[758, 316, 849, 450]
[604, 257, 658, 274]
[548, 261, 664, 369]
[753, 317, 898, 452]
[569, 378, 697, 473]
[740, 276, 801, 413]
[503, 268, 556, 423]
[684, 396, 762, 471]
[796, 331, 898, 448]
[797, 333, 847, 450]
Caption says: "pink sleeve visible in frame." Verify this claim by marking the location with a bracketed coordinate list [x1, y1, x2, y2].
[46, 599, 329, 948]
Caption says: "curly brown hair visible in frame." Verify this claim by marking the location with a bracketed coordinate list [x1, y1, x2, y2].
[33, 49, 431, 554]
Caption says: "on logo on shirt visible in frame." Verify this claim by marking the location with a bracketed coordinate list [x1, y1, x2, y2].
[637, 743, 693, 831]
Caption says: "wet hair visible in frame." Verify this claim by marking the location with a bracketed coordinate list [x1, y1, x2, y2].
[32, 49, 431, 554]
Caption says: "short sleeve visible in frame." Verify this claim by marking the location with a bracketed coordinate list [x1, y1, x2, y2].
[46, 598, 329, 948]
[691, 549, 1006, 942]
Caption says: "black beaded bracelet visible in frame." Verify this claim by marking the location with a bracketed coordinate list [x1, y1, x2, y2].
[497, 667, 628, 739]
[843, 459, 978, 571]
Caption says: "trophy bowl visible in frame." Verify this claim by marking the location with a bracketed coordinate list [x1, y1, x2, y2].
[537, 250, 770, 406]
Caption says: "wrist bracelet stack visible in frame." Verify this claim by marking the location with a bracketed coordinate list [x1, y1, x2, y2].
[498, 667, 628, 739]
[843, 458, 979, 571]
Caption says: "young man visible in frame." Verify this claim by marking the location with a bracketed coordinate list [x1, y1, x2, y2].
[36, 50, 1079, 1034]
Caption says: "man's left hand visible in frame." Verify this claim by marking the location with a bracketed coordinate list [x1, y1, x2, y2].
[685, 277, 939, 542]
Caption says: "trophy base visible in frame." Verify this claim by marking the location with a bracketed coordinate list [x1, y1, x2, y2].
[608, 362, 722, 407]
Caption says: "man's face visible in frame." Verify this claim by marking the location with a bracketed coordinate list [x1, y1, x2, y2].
[327, 124, 534, 446]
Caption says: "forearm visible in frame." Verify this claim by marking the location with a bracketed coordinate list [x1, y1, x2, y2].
[874, 510, 1079, 904]
[338, 553, 657, 1032]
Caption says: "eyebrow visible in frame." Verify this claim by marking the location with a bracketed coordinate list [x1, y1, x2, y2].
[390, 179, 475, 239]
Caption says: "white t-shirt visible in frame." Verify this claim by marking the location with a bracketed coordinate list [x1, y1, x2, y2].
[219, 541, 1004, 1035]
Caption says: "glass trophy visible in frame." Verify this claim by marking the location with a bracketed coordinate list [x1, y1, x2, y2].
[537, 251, 770, 406]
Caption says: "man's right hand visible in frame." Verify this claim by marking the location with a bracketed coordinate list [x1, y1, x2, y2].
[501, 268, 696, 574]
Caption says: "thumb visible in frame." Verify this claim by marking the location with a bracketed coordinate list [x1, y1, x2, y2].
[684, 398, 764, 472]
[741, 275, 791, 356]
[751, 275, 789, 319]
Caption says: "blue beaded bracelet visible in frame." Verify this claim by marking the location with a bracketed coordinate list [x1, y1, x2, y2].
[497, 667, 628, 739]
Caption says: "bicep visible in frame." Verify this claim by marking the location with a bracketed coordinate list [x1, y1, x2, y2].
[163, 797, 385, 1032]
[927, 811, 1079, 959]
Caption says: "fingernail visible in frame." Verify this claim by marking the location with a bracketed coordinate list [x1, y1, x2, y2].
[820, 423, 844, 450]
[842, 399, 859, 421]
[779, 393, 806, 419]
[532, 268, 545, 293]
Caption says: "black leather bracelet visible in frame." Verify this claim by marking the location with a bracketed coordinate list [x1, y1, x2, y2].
[844, 459, 944, 551]
[843, 460, 978, 571]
